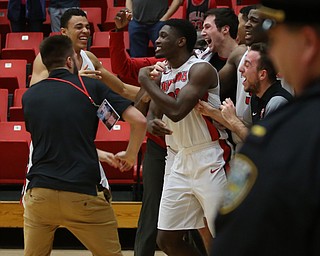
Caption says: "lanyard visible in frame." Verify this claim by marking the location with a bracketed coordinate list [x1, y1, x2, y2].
[47, 75, 99, 107]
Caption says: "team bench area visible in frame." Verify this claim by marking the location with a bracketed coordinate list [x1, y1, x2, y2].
[0, 201, 142, 228]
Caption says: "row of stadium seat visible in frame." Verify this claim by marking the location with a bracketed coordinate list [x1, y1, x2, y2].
[0, 58, 115, 121]
[0, 120, 145, 197]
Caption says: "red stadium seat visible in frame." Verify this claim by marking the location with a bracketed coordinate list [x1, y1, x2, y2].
[0, 121, 31, 142]
[99, 58, 115, 74]
[49, 31, 61, 37]
[0, 59, 27, 94]
[101, 6, 125, 31]
[236, 0, 259, 4]
[0, 89, 8, 122]
[216, 0, 234, 8]
[82, 7, 102, 33]
[171, 5, 184, 19]
[90, 31, 110, 58]
[94, 120, 137, 185]
[0, 8, 10, 49]
[80, 0, 107, 23]
[9, 88, 28, 121]
[0, 141, 29, 185]
[234, 0, 259, 14]
[1, 32, 43, 64]
[0, 0, 8, 9]
[113, 0, 126, 7]
[0, 122, 31, 185]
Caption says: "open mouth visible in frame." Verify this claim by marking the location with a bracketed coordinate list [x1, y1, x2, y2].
[79, 36, 88, 42]
[155, 46, 162, 53]
[242, 76, 247, 85]
[245, 31, 252, 40]
[205, 38, 212, 46]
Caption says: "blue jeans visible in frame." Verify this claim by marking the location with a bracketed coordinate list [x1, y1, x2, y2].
[128, 19, 165, 57]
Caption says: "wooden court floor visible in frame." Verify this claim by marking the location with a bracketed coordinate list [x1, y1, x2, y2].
[0, 249, 167, 255]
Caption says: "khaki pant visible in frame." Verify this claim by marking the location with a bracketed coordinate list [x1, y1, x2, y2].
[24, 188, 122, 256]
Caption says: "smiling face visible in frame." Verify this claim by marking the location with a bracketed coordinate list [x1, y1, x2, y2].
[61, 15, 90, 53]
[245, 10, 267, 46]
[155, 25, 180, 59]
[239, 50, 261, 94]
[201, 15, 224, 52]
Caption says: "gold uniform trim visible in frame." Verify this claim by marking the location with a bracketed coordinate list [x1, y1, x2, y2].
[220, 154, 258, 215]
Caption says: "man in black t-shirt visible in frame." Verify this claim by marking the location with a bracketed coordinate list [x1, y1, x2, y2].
[22, 35, 146, 256]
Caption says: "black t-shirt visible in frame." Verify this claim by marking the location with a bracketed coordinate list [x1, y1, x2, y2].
[23, 69, 132, 196]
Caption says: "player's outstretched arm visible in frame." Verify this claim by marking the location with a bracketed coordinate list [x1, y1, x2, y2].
[86, 50, 140, 101]
[115, 105, 147, 171]
[29, 53, 49, 86]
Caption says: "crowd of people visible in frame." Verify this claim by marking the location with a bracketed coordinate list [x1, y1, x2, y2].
[15, 0, 320, 255]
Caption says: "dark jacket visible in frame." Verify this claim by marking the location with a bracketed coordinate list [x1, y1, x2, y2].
[7, 0, 46, 22]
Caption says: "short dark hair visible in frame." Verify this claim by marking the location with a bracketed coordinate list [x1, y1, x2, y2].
[239, 5, 257, 21]
[204, 8, 239, 39]
[40, 35, 74, 71]
[164, 19, 197, 53]
[250, 42, 277, 82]
[60, 8, 87, 28]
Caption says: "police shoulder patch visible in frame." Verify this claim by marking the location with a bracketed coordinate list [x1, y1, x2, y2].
[219, 154, 258, 215]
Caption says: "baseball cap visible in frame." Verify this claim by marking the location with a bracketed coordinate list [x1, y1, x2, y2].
[258, 0, 320, 29]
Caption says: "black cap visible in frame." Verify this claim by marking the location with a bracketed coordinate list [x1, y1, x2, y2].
[259, 0, 320, 28]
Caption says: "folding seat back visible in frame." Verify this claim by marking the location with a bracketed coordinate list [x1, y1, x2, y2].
[0, 59, 27, 94]
[43, 8, 52, 37]
[49, 31, 61, 37]
[0, 0, 9, 9]
[90, 31, 110, 58]
[0, 141, 29, 184]
[1, 32, 44, 63]
[0, 88, 8, 122]
[80, 0, 107, 22]
[94, 120, 136, 184]
[0, 8, 10, 49]
[82, 7, 102, 33]
[9, 88, 28, 121]
[0, 122, 31, 185]
[0, 121, 31, 142]
[234, 0, 260, 14]
[171, 5, 184, 19]
[112, 0, 126, 7]
[216, 0, 234, 8]
[101, 6, 125, 31]
[99, 58, 115, 74]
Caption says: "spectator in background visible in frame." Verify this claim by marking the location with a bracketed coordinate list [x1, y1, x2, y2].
[183, 0, 217, 31]
[48, 0, 80, 32]
[125, 0, 183, 57]
[7, 0, 46, 32]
